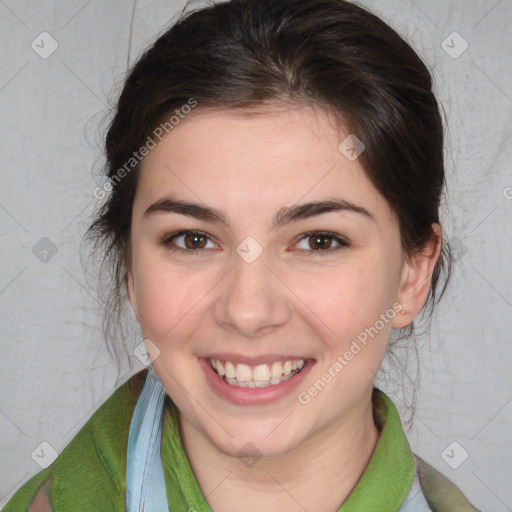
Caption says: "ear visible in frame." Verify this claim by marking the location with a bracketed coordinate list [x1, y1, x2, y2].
[126, 269, 140, 323]
[392, 223, 443, 328]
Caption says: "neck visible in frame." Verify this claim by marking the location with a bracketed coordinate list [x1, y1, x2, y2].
[177, 391, 381, 512]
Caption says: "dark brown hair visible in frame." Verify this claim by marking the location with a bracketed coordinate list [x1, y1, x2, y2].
[85, 0, 452, 392]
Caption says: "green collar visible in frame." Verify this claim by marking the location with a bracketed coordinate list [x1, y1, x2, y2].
[161, 388, 416, 510]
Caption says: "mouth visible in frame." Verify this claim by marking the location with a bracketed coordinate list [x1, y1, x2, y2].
[208, 357, 307, 388]
[200, 354, 315, 405]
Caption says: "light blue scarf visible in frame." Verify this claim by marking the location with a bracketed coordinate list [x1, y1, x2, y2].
[125, 365, 170, 511]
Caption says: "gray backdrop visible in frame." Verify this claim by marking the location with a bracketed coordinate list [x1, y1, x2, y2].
[1, 0, 511, 510]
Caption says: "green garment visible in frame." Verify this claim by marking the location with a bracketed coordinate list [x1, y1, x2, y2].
[2, 368, 479, 511]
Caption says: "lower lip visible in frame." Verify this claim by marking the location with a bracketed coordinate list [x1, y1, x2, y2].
[199, 357, 315, 405]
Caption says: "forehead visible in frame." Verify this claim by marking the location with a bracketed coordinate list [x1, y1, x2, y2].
[133, 105, 394, 227]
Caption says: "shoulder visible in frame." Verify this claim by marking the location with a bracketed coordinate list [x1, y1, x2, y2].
[408, 453, 482, 512]
[2, 369, 147, 512]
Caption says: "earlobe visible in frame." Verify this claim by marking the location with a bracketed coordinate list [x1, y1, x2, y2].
[392, 224, 443, 328]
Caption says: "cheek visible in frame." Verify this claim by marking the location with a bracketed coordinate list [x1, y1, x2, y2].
[287, 253, 399, 351]
[133, 263, 212, 345]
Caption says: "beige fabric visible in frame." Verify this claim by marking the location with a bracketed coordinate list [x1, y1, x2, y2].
[27, 478, 53, 512]
[416, 455, 481, 512]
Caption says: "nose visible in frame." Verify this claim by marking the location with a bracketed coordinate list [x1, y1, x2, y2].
[213, 249, 291, 338]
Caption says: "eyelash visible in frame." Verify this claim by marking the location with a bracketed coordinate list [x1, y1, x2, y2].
[160, 229, 350, 257]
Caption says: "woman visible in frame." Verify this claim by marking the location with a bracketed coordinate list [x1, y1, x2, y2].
[3, 0, 481, 510]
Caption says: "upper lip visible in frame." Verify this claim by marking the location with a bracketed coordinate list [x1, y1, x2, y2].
[202, 353, 313, 366]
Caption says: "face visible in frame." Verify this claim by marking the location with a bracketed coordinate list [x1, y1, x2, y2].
[126, 104, 431, 459]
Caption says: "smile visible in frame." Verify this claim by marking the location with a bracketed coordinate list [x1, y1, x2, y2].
[208, 358, 306, 388]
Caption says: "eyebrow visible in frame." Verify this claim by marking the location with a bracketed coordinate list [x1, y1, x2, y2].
[143, 196, 375, 229]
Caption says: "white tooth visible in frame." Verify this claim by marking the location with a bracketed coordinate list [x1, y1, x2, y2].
[254, 380, 271, 388]
[253, 364, 270, 381]
[225, 370, 299, 388]
[270, 361, 283, 379]
[220, 358, 306, 387]
[235, 363, 252, 382]
[215, 359, 225, 376]
[225, 361, 236, 379]
[235, 380, 255, 388]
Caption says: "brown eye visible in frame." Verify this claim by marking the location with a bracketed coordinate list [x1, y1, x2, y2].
[183, 233, 208, 249]
[161, 230, 218, 253]
[308, 234, 334, 250]
[295, 231, 350, 255]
